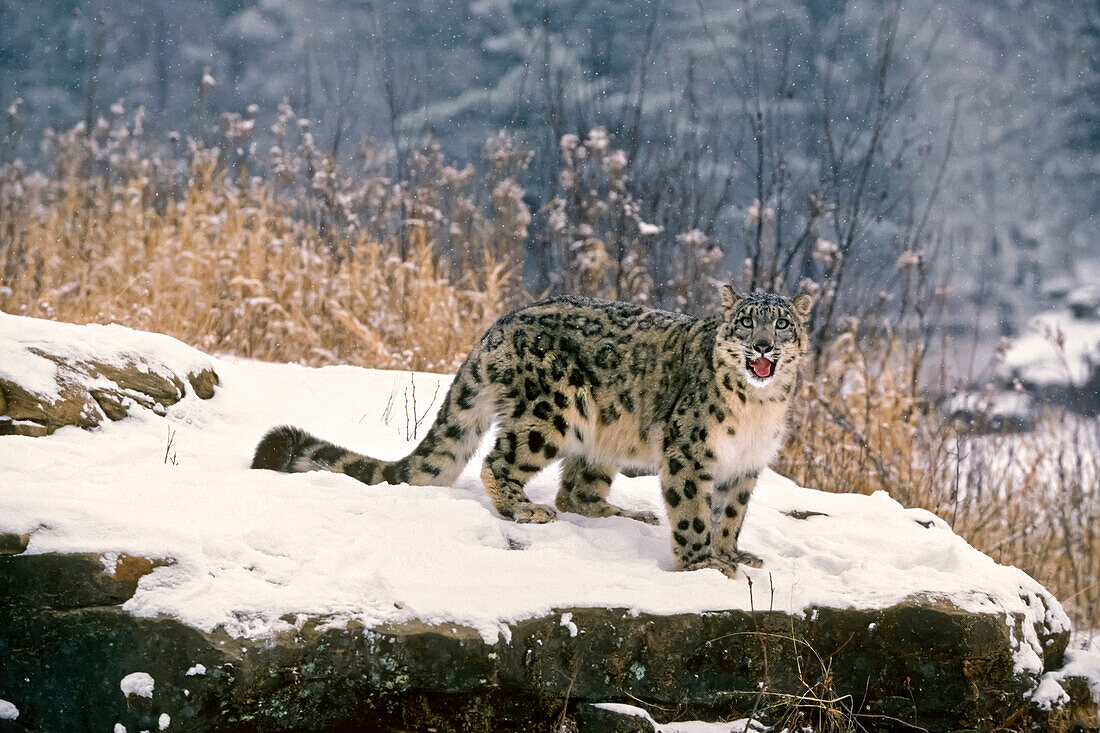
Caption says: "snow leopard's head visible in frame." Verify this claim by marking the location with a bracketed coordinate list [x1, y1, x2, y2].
[715, 288, 813, 390]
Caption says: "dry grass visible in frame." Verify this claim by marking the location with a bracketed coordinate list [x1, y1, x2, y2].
[2, 117, 1097, 638]
[0, 157, 508, 373]
[778, 323, 1100, 633]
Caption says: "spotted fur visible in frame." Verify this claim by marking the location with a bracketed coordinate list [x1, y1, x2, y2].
[252, 287, 813, 576]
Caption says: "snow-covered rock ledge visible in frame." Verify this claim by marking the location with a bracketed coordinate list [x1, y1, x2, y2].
[1, 314, 1098, 731]
[0, 312, 219, 436]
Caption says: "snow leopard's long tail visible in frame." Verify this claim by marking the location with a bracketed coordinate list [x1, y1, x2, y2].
[251, 356, 493, 487]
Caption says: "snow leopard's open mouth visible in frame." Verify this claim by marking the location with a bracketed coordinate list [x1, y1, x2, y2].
[747, 356, 775, 380]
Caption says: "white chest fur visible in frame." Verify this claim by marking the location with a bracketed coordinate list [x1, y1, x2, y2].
[708, 398, 789, 482]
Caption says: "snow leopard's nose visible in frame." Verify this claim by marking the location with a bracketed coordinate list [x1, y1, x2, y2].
[753, 341, 773, 354]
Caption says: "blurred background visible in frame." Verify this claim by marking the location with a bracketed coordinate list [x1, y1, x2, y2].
[1, 1, 1098, 630]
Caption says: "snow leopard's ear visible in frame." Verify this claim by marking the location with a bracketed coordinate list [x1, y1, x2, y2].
[790, 292, 814, 322]
[719, 285, 744, 314]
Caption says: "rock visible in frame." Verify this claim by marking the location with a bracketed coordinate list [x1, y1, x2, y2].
[573, 704, 657, 732]
[0, 552, 1094, 733]
[0, 415, 48, 437]
[1055, 675, 1100, 730]
[0, 533, 28, 556]
[0, 354, 188, 433]
[0, 314, 220, 435]
[1032, 650, 1100, 732]
[1, 552, 170, 611]
[188, 368, 220, 400]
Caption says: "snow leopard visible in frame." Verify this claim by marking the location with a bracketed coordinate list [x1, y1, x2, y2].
[252, 287, 813, 576]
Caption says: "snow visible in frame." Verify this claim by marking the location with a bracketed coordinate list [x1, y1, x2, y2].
[119, 672, 154, 699]
[158, 712, 171, 730]
[943, 389, 1033, 421]
[185, 664, 206, 676]
[0, 699, 18, 720]
[101, 551, 121, 574]
[1035, 648, 1100, 710]
[559, 612, 579, 637]
[592, 703, 763, 732]
[999, 310, 1100, 387]
[1032, 674, 1071, 711]
[0, 315, 1071, 679]
[114, 725, 126, 733]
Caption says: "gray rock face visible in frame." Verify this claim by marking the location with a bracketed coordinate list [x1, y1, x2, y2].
[0, 542, 1095, 732]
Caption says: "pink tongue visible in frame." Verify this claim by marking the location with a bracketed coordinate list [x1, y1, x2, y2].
[749, 357, 773, 378]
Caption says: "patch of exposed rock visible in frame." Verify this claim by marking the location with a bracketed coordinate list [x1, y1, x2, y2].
[0, 539, 1095, 733]
[0, 313, 218, 435]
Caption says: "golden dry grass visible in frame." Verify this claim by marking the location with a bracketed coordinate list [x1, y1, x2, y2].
[0, 159, 509, 374]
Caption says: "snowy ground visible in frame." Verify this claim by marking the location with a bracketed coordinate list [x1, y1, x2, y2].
[999, 309, 1100, 387]
[0, 317, 1080, 687]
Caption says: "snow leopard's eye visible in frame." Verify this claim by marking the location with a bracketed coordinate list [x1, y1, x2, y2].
[776, 317, 790, 329]
[738, 316, 753, 329]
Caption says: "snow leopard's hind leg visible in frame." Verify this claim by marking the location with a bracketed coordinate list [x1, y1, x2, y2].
[554, 455, 660, 524]
[480, 419, 562, 523]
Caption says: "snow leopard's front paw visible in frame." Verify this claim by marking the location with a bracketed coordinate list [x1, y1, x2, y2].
[623, 508, 661, 525]
[720, 549, 764, 569]
[506, 502, 558, 524]
[682, 556, 741, 578]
